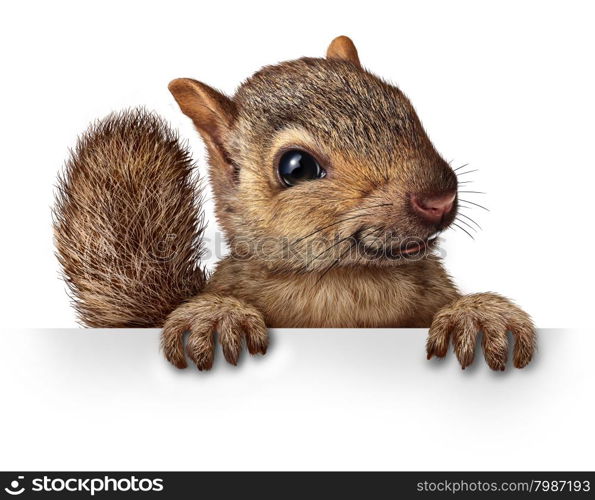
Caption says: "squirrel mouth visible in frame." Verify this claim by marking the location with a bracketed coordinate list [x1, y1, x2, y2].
[358, 232, 440, 260]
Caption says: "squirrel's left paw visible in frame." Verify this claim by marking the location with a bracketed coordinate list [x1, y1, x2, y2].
[426, 292, 536, 370]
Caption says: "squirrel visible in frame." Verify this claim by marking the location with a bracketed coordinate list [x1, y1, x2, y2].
[53, 36, 536, 371]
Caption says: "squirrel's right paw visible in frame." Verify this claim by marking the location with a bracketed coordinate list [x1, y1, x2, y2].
[161, 294, 268, 370]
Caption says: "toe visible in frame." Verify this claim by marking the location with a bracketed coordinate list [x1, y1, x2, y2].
[218, 319, 243, 366]
[186, 325, 215, 371]
[511, 322, 536, 369]
[427, 312, 452, 359]
[481, 325, 509, 371]
[452, 317, 478, 369]
[161, 315, 189, 369]
[502, 301, 536, 368]
[244, 315, 268, 356]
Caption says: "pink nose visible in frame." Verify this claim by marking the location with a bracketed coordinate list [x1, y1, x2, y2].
[411, 191, 456, 224]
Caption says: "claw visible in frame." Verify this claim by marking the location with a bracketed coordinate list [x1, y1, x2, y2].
[426, 292, 535, 370]
[160, 293, 269, 371]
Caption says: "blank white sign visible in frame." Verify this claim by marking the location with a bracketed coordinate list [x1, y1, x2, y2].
[0, 328, 592, 471]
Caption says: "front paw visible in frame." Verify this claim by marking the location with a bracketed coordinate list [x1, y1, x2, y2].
[426, 292, 536, 370]
[161, 294, 268, 370]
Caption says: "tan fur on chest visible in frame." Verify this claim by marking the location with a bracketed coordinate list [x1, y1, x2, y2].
[260, 268, 419, 327]
[207, 257, 459, 328]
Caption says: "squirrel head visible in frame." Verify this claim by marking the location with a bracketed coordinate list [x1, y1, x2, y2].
[169, 36, 459, 273]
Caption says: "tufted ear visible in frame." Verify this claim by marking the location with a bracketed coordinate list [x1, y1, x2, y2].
[168, 78, 236, 162]
[326, 35, 361, 68]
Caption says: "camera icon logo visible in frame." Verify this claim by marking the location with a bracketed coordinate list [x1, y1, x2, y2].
[4, 476, 25, 496]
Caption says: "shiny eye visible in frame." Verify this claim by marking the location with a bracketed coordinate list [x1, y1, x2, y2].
[277, 149, 325, 187]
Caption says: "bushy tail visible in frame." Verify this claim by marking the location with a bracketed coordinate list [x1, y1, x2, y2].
[53, 108, 206, 327]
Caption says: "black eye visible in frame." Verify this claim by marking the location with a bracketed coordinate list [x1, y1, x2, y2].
[277, 149, 325, 187]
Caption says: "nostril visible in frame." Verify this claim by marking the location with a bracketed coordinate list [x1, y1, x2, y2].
[411, 192, 456, 223]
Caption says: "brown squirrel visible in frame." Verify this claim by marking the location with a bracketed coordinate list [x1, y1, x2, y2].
[54, 36, 536, 371]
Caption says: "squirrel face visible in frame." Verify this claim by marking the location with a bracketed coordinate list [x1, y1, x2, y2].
[170, 36, 458, 273]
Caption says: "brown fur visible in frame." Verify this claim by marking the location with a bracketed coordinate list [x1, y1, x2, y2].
[53, 109, 206, 327]
[55, 37, 536, 370]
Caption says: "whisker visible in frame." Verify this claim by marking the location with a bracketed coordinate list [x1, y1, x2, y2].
[312, 244, 354, 288]
[457, 212, 482, 229]
[459, 199, 490, 212]
[458, 190, 486, 194]
[452, 222, 475, 240]
[353, 202, 393, 211]
[247, 196, 389, 203]
[453, 163, 470, 172]
[456, 169, 478, 176]
[341, 195, 386, 201]
[455, 217, 478, 233]
[305, 235, 354, 268]
[294, 214, 368, 244]
[294, 203, 391, 244]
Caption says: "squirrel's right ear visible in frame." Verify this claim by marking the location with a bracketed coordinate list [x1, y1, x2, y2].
[326, 35, 361, 69]
[168, 78, 236, 159]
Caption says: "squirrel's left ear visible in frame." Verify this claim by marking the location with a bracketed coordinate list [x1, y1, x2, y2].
[326, 35, 361, 68]
[168, 78, 236, 162]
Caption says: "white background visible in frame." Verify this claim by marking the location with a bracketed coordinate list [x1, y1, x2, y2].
[1, 0, 594, 327]
[0, 0, 594, 472]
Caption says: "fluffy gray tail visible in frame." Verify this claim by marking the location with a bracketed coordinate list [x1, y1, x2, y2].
[53, 108, 206, 327]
